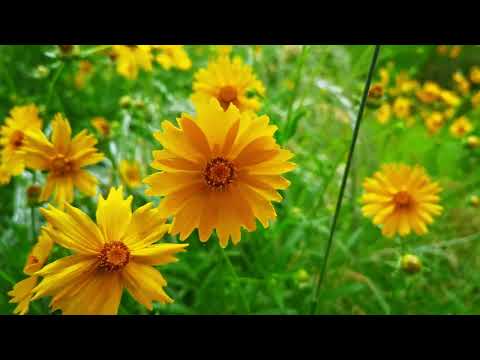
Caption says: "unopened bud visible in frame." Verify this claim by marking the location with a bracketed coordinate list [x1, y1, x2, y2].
[401, 254, 422, 274]
[26, 185, 42, 206]
[119, 95, 133, 109]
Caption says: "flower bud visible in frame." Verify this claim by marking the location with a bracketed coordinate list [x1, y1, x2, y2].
[26, 185, 42, 206]
[401, 254, 422, 274]
[119, 95, 133, 109]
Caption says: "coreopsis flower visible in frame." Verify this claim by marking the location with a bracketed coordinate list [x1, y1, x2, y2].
[467, 135, 480, 149]
[22, 113, 104, 207]
[75, 60, 94, 89]
[0, 161, 12, 185]
[416, 81, 442, 104]
[144, 99, 295, 247]
[376, 103, 391, 124]
[453, 71, 470, 95]
[192, 56, 266, 112]
[439, 90, 461, 107]
[153, 45, 192, 71]
[91, 117, 111, 137]
[393, 97, 412, 119]
[361, 164, 443, 238]
[368, 83, 384, 99]
[217, 45, 233, 56]
[471, 91, 480, 108]
[0, 104, 43, 175]
[425, 112, 444, 135]
[450, 116, 473, 138]
[391, 72, 418, 95]
[449, 45, 462, 59]
[470, 66, 480, 84]
[8, 226, 54, 315]
[30, 187, 187, 315]
[400, 254, 422, 274]
[120, 160, 142, 188]
[379, 68, 390, 87]
[112, 45, 153, 80]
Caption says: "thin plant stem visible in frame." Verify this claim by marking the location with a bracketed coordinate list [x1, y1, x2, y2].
[311, 45, 381, 314]
[46, 62, 65, 109]
[221, 247, 250, 314]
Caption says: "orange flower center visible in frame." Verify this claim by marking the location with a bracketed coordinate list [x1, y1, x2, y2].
[51, 155, 74, 176]
[456, 125, 466, 134]
[218, 86, 238, 110]
[97, 241, 130, 272]
[204, 157, 236, 191]
[10, 130, 24, 149]
[126, 168, 139, 181]
[393, 191, 412, 208]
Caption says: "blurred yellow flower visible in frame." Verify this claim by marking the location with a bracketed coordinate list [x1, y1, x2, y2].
[361, 163, 442, 238]
[0, 161, 12, 185]
[120, 160, 142, 188]
[470, 66, 480, 84]
[192, 55, 265, 113]
[392, 72, 418, 95]
[453, 71, 470, 95]
[74, 60, 93, 89]
[376, 103, 391, 124]
[8, 226, 54, 315]
[379, 68, 389, 87]
[153, 45, 192, 71]
[467, 135, 480, 149]
[436, 45, 449, 55]
[449, 45, 462, 59]
[91, 117, 111, 137]
[416, 81, 442, 104]
[22, 113, 104, 208]
[425, 112, 444, 135]
[112, 45, 153, 80]
[0, 104, 43, 175]
[217, 45, 233, 56]
[440, 90, 461, 107]
[450, 116, 473, 138]
[30, 187, 187, 314]
[144, 99, 295, 247]
[393, 97, 412, 119]
[444, 107, 455, 120]
[368, 83, 384, 99]
[471, 91, 480, 108]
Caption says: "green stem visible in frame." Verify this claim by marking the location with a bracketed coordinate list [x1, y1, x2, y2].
[221, 247, 250, 314]
[79, 45, 113, 58]
[46, 62, 65, 109]
[311, 45, 381, 314]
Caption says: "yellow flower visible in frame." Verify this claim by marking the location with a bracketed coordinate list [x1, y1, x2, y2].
[144, 99, 296, 247]
[29, 187, 187, 315]
[440, 90, 461, 107]
[8, 226, 54, 315]
[153, 45, 192, 71]
[368, 83, 384, 99]
[450, 116, 473, 138]
[0, 104, 43, 175]
[112, 45, 153, 80]
[425, 112, 444, 135]
[192, 56, 266, 112]
[361, 163, 442, 238]
[416, 81, 442, 104]
[376, 103, 391, 124]
[393, 72, 419, 95]
[471, 91, 480, 108]
[217, 45, 233, 56]
[22, 113, 104, 207]
[91, 117, 111, 137]
[470, 66, 480, 84]
[467, 135, 480, 149]
[379, 68, 389, 87]
[436, 45, 449, 55]
[120, 160, 142, 188]
[453, 71, 470, 95]
[449, 45, 462, 59]
[393, 97, 412, 119]
[74, 60, 93, 89]
[444, 107, 455, 120]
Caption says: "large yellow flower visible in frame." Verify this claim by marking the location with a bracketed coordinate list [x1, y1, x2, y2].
[361, 164, 443, 238]
[112, 45, 153, 80]
[22, 113, 104, 207]
[192, 56, 266, 112]
[153, 45, 192, 71]
[8, 226, 54, 315]
[0, 104, 43, 175]
[144, 99, 295, 247]
[450, 116, 473, 138]
[30, 187, 187, 315]
[120, 160, 142, 188]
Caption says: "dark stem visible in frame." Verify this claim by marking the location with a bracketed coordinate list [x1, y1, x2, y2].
[310, 45, 381, 314]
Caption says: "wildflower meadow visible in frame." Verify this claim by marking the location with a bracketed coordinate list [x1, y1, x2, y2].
[0, 45, 479, 315]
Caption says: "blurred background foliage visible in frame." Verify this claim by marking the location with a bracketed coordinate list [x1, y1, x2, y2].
[1, 45, 479, 315]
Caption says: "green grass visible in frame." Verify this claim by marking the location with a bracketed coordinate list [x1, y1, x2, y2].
[1, 45, 479, 315]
